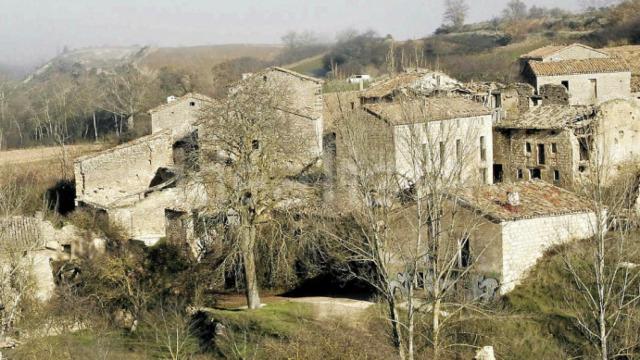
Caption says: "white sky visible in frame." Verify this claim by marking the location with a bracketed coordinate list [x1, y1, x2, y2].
[0, 0, 583, 67]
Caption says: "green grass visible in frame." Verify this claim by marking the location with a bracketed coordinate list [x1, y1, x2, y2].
[288, 55, 326, 77]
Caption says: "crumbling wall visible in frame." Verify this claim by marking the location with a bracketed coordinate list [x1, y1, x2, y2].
[594, 98, 640, 174]
[74, 131, 174, 207]
[500, 83, 535, 120]
[536, 72, 631, 106]
[540, 84, 569, 105]
[492, 128, 576, 189]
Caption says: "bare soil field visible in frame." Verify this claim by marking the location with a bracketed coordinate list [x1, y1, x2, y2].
[0, 144, 104, 167]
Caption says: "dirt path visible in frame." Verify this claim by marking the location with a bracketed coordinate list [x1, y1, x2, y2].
[0, 144, 104, 167]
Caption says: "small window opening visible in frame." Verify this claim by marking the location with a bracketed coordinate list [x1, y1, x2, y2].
[189, 101, 196, 107]
[530, 168, 541, 179]
[350, 102, 355, 110]
[537, 144, 545, 165]
[459, 236, 471, 268]
[252, 140, 260, 150]
[551, 143, 557, 154]
[525, 142, 532, 155]
[578, 137, 590, 161]
[579, 165, 587, 173]
[561, 80, 569, 90]
[517, 169, 524, 179]
[263, 75, 268, 82]
[553, 170, 560, 182]
[63, 244, 72, 254]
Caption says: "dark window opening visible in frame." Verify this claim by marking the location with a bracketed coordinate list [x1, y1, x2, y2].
[493, 94, 502, 108]
[252, 139, 260, 150]
[525, 142, 532, 154]
[493, 164, 504, 183]
[579, 165, 587, 173]
[537, 144, 546, 165]
[63, 244, 72, 254]
[530, 168, 541, 179]
[554, 170, 560, 182]
[263, 75, 268, 82]
[551, 143, 557, 154]
[517, 168, 524, 179]
[350, 102, 355, 110]
[578, 137, 590, 161]
[459, 236, 471, 268]
[561, 80, 569, 90]
[189, 101, 196, 107]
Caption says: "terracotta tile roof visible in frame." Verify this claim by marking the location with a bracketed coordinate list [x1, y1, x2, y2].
[603, 45, 640, 92]
[495, 104, 595, 130]
[457, 180, 593, 222]
[148, 92, 214, 114]
[528, 58, 630, 77]
[520, 45, 567, 60]
[364, 98, 492, 125]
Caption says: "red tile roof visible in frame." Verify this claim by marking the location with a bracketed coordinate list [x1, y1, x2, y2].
[528, 58, 630, 77]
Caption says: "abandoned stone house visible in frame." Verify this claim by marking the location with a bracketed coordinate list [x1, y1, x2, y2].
[492, 98, 640, 188]
[336, 97, 495, 197]
[149, 92, 213, 139]
[360, 69, 464, 104]
[454, 180, 597, 293]
[520, 43, 632, 106]
[75, 67, 325, 246]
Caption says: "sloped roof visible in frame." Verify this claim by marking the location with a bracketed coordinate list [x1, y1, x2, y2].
[75, 129, 173, 163]
[528, 58, 630, 76]
[457, 180, 593, 222]
[148, 92, 214, 114]
[495, 105, 595, 130]
[364, 97, 492, 125]
[255, 66, 324, 84]
[520, 43, 609, 61]
[603, 45, 640, 92]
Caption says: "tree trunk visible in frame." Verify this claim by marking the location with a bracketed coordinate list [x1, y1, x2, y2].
[388, 296, 406, 360]
[240, 224, 261, 310]
[93, 112, 98, 142]
[433, 297, 442, 360]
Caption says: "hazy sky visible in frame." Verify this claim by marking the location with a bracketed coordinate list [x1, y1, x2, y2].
[0, 0, 584, 67]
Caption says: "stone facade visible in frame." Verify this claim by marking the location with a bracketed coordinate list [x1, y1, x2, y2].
[535, 71, 631, 106]
[74, 130, 174, 207]
[149, 93, 212, 139]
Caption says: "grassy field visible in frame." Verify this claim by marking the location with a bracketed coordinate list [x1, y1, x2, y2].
[0, 144, 103, 167]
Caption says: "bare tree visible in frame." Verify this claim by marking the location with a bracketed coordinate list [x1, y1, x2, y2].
[562, 137, 640, 359]
[443, 0, 469, 29]
[502, 0, 528, 21]
[199, 77, 310, 309]
[328, 98, 494, 359]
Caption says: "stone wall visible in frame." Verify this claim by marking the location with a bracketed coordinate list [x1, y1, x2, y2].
[492, 128, 577, 188]
[74, 131, 174, 207]
[500, 212, 597, 293]
[594, 98, 640, 173]
[499, 83, 535, 120]
[394, 114, 494, 187]
[540, 84, 569, 105]
[536, 71, 631, 106]
[150, 95, 208, 139]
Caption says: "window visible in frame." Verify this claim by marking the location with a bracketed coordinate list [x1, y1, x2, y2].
[350, 102, 355, 110]
[530, 168, 541, 179]
[517, 168, 524, 179]
[537, 144, 545, 165]
[456, 139, 462, 162]
[553, 170, 560, 182]
[458, 236, 471, 268]
[263, 75, 268, 82]
[578, 137, 590, 161]
[590, 78, 597, 100]
[479, 168, 487, 184]
[189, 101, 196, 107]
[579, 165, 587, 173]
[525, 142, 532, 155]
[551, 143, 557, 154]
[480, 136, 486, 161]
[252, 140, 260, 150]
[561, 80, 569, 90]
[493, 164, 504, 183]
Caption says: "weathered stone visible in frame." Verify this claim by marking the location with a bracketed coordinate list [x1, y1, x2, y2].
[474, 346, 495, 360]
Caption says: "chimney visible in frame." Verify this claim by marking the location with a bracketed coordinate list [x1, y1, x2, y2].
[506, 191, 520, 207]
[167, 95, 177, 104]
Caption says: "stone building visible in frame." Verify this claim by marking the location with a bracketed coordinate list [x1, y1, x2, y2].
[604, 45, 640, 99]
[492, 98, 640, 187]
[360, 69, 464, 104]
[232, 67, 324, 160]
[336, 97, 494, 194]
[454, 180, 596, 293]
[149, 93, 213, 139]
[521, 43, 631, 105]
